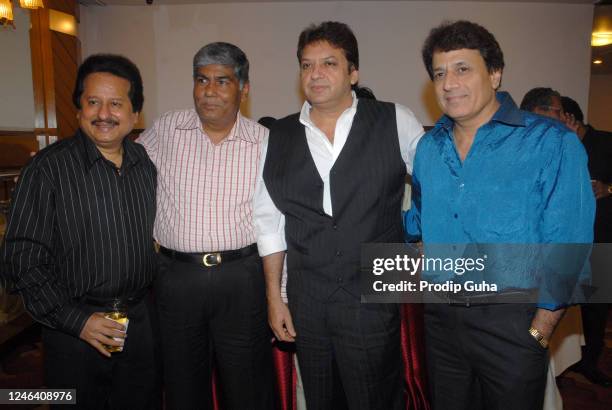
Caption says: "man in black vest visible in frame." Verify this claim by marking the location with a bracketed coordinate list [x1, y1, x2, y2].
[254, 21, 424, 409]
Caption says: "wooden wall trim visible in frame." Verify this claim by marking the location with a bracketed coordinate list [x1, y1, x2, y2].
[30, 8, 57, 130]
[128, 129, 145, 141]
[0, 130, 36, 138]
[29, 10, 46, 130]
[40, 8, 57, 130]
[52, 32, 79, 138]
[0, 133, 38, 169]
[29, 2, 81, 142]
[48, 0, 78, 18]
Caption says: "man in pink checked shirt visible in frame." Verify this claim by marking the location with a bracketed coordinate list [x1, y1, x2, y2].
[137, 42, 275, 410]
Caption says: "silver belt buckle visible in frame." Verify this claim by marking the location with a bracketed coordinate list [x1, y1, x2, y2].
[202, 253, 222, 267]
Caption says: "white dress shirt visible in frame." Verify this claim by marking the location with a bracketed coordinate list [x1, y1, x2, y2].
[254, 93, 424, 258]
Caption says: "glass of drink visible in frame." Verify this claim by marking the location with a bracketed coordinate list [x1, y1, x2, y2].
[104, 299, 128, 353]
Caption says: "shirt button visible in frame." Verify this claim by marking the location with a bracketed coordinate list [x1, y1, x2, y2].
[459, 183, 465, 189]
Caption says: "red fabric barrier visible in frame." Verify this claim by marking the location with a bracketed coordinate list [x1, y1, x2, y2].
[266, 304, 430, 410]
[212, 304, 429, 409]
[272, 343, 297, 410]
[400, 303, 430, 410]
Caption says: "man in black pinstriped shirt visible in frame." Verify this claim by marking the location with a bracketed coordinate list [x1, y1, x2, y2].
[0, 54, 159, 409]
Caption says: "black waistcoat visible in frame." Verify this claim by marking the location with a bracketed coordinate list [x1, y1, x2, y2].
[263, 99, 407, 299]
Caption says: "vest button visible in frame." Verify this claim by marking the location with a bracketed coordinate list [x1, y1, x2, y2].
[335, 251, 342, 257]
[337, 277, 343, 284]
[332, 224, 338, 230]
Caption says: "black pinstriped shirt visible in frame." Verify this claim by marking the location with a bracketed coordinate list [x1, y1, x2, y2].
[0, 130, 157, 337]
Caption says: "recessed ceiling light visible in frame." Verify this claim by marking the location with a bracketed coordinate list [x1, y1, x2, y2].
[593, 59, 603, 64]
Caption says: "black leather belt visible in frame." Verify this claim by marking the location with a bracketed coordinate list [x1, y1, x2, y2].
[159, 244, 258, 267]
[438, 290, 536, 307]
[80, 287, 149, 309]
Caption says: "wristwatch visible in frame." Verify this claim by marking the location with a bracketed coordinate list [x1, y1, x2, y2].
[528, 327, 549, 348]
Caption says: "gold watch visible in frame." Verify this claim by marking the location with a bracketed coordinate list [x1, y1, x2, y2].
[528, 327, 549, 348]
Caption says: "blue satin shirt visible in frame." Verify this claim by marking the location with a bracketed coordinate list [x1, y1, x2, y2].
[404, 92, 595, 309]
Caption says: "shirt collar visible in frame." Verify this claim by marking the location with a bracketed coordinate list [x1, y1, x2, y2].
[176, 109, 200, 130]
[76, 129, 103, 168]
[177, 109, 257, 144]
[436, 91, 526, 132]
[122, 138, 141, 168]
[490, 91, 525, 126]
[76, 129, 140, 170]
[299, 91, 358, 129]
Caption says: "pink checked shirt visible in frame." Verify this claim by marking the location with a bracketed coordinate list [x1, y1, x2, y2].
[137, 109, 267, 252]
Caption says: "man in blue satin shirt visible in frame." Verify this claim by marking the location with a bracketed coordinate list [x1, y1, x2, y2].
[404, 21, 595, 409]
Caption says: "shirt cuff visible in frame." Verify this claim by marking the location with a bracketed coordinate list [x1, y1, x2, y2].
[257, 233, 287, 257]
[536, 302, 566, 311]
[54, 303, 91, 338]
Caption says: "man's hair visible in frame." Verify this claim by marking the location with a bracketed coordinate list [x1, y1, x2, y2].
[193, 42, 249, 89]
[519, 87, 561, 112]
[422, 20, 505, 80]
[73, 54, 144, 113]
[297, 21, 359, 71]
[561, 96, 584, 123]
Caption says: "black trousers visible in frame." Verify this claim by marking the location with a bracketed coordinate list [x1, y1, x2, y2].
[155, 251, 275, 410]
[43, 296, 160, 410]
[579, 303, 609, 369]
[425, 303, 548, 410]
[289, 288, 404, 410]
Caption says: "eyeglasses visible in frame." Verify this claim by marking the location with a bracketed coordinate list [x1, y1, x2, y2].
[539, 105, 562, 114]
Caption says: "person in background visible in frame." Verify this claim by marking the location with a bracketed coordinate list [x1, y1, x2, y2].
[561, 95, 612, 387]
[520, 87, 564, 121]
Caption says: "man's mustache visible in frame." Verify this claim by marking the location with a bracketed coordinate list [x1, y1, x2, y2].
[91, 119, 119, 126]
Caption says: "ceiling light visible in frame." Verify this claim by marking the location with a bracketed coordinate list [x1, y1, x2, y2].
[19, 0, 44, 9]
[0, 0, 14, 21]
[592, 31, 612, 47]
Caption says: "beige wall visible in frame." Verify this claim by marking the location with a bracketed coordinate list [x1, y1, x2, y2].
[587, 74, 612, 131]
[79, 1, 593, 127]
[0, 8, 35, 130]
